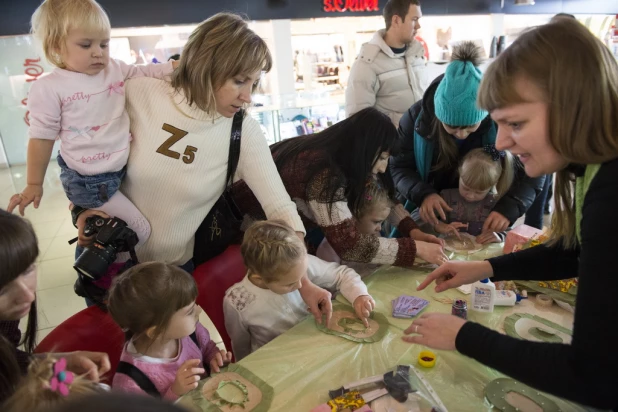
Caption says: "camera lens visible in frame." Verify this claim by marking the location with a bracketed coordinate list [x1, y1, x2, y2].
[74, 245, 117, 280]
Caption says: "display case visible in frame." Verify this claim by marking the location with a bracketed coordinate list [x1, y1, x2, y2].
[250, 90, 346, 145]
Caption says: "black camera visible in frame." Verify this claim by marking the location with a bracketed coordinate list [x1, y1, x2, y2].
[74, 216, 139, 280]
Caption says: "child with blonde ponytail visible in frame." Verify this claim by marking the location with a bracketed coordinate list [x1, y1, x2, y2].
[224, 220, 374, 360]
[3, 355, 102, 412]
[433, 145, 515, 244]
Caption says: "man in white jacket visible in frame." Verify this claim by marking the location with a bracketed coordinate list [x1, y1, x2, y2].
[345, 0, 426, 126]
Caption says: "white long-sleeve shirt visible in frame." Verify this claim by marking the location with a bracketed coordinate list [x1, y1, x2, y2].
[223, 255, 369, 361]
[122, 78, 305, 264]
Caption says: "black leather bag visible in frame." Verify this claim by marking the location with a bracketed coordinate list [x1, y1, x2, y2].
[192, 110, 244, 266]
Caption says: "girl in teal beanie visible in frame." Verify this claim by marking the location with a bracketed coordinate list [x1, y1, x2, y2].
[391, 41, 544, 236]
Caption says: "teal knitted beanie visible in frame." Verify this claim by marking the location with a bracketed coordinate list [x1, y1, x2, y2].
[434, 43, 488, 127]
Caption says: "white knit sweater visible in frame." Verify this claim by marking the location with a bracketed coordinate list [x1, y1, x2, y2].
[122, 78, 304, 264]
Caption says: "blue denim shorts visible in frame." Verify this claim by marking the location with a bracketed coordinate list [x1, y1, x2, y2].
[57, 153, 126, 209]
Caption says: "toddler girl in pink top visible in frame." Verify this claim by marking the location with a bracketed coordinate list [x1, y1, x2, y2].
[8, 0, 177, 249]
[108, 262, 232, 400]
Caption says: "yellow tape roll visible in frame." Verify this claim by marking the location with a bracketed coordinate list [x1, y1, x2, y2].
[418, 350, 436, 368]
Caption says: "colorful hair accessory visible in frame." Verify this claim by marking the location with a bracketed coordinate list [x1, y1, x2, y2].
[49, 358, 74, 396]
[365, 194, 373, 201]
[483, 144, 506, 161]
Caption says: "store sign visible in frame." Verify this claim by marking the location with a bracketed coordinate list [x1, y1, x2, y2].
[323, 0, 379, 12]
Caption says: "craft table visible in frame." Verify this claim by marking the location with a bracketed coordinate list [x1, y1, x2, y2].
[180, 244, 596, 412]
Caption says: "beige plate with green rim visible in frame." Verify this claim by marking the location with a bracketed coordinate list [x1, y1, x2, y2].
[485, 378, 561, 412]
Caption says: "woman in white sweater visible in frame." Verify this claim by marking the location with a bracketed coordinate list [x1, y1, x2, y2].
[74, 13, 333, 319]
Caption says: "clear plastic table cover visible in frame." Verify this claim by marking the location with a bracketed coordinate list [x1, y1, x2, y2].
[181, 243, 600, 411]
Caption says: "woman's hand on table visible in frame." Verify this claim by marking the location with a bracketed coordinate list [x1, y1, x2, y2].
[415, 241, 449, 266]
[482, 211, 510, 233]
[75, 209, 110, 247]
[476, 231, 501, 245]
[353, 295, 376, 327]
[209, 349, 233, 373]
[172, 359, 204, 396]
[419, 194, 453, 226]
[60, 351, 111, 382]
[417, 260, 493, 293]
[402, 313, 466, 350]
[410, 228, 445, 247]
[299, 276, 333, 325]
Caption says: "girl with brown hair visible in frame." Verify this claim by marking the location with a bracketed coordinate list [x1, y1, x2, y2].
[0, 210, 110, 404]
[109, 262, 231, 400]
[407, 19, 618, 409]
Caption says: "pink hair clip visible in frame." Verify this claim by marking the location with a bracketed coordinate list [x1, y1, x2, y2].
[49, 358, 74, 396]
[365, 195, 373, 201]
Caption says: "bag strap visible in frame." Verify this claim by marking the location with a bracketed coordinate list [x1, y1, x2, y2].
[225, 110, 244, 187]
[189, 331, 199, 348]
[116, 361, 161, 398]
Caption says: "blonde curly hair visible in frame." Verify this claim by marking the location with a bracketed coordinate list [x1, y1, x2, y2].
[31, 0, 111, 68]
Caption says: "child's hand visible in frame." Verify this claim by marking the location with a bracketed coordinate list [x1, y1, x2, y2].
[434, 221, 467, 239]
[209, 349, 233, 373]
[171, 359, 205, 396]
[476, 231, 501, 244]
[353, 295, 376, 327]
[7, 184, 43, 216]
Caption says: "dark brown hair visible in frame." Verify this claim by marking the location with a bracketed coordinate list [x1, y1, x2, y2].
[48, 392, 188, 412]
[0, 209, 39, 401]
[383, 0, 421, 30]
[108, 262, 198, 342]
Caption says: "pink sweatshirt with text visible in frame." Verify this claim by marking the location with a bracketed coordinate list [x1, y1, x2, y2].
[112, 323, 220, 401]
[27, 59, 173, 176]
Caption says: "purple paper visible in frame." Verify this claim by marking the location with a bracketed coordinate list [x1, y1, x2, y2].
[392, 295, 429, 318]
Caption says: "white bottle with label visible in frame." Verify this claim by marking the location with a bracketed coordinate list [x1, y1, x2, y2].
[494, 290, 518, 306]
[471, 278, 496, 312]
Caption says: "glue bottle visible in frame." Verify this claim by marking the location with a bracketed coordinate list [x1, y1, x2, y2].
[494, 290, 518, 306]
[471, 278, 495, 312]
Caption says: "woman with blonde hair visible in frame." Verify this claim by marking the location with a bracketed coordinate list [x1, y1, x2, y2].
[407, 19, 618, 409]
[73, 13, 332, 320]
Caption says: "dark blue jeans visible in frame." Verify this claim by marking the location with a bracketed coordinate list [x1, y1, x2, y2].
[524, 174, 551, 230]
[76, 246, 195, 307]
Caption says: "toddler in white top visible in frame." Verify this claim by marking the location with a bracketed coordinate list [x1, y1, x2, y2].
[8, 0, 177, 247]
[224, 220, 375, 361]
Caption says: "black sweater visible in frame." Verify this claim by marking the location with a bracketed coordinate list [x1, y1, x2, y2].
[390, 75, 545, 224]
[455, 158, 618, 410]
